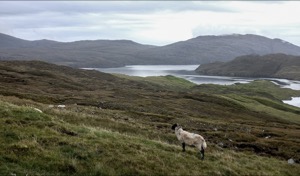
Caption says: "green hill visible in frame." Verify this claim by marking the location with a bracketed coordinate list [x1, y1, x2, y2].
[1, 61, 300, 175]
[196, 53, 300, 80]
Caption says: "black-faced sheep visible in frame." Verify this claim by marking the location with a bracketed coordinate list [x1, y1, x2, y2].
[172, 123, 207, 160]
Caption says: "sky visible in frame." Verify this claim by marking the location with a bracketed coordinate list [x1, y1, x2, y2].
[1, 1, 300, 46]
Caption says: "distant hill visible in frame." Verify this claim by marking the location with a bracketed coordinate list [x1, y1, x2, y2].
[0, 33, 157, 68]
[135, 34, 300, 65]
[1, 33, 300, 67]
[196, 53, 300, 80]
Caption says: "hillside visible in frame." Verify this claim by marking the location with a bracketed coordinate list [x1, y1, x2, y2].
[1, 33, 300, 67]
[0, 33, 157, 68]
[0, 61, 300, 175]
[196, 53, 300, 80]
[135, 34, 300, 65]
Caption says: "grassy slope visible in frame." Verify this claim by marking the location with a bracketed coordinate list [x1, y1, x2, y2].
[1, 61, 300, 175]
[113, 74, 196, 91]
[1, 98, 299, 175]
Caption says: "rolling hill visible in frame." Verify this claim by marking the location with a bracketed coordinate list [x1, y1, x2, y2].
[0, 60, 300, 175]
[135, 34, 300, 65]
[1, 33, 300, 67]
[0, 33, 157, 68]
[195, 53, 300, 80]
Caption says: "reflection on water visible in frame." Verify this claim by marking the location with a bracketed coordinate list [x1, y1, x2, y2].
[97, 65, 199, 77]
[179, 74, 251, 85]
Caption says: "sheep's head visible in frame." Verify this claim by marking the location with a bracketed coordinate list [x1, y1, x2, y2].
[171, 123, 178, 130]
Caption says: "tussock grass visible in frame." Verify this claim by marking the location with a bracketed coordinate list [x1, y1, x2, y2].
[1, 98, 300, 175]
[1, 61, 300, 175]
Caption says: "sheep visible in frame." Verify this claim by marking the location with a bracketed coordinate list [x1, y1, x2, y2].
[171, 123, 207, 160]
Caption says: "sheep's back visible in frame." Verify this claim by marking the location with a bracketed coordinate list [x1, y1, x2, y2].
[181, 131, 204, 146]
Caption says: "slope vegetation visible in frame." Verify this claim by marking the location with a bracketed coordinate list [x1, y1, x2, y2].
[0, 61, 300, 175]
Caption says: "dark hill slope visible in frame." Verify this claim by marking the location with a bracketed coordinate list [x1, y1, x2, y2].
[0, 33, 31, 47]
[0, 33, 156, 68]
[196, 54, 300, 80]
[135, 34, 300, 64]
[1, 33, 300, 67]
[0, 60, 168, 105]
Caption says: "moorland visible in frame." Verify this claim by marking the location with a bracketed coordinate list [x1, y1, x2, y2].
[0, 60, 300, 175]
[196, 53, 300, 81]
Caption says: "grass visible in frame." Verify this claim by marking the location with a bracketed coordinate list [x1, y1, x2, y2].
[1, 61, 300, 175]
[114, 74, 196, 91]
[0, 99, 299, 175]
[193, 80, 300, 100]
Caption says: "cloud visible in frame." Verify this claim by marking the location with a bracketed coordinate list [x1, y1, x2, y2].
[0, 1, 299, 46]
[0, 1, 236, 16]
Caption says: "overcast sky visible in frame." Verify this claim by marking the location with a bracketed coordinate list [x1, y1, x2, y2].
[1, 1, 300, 46]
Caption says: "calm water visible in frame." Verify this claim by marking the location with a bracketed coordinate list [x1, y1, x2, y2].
[283, 97, 300, 107]
[86, 65, 300, 107]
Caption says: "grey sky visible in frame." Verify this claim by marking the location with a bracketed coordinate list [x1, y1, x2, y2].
[0, 1, 300, 46]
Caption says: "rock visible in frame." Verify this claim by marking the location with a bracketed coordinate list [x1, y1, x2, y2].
[57, 105, 66, 108]
[218, 142, 224, 148]
[288, 158, 295, 164]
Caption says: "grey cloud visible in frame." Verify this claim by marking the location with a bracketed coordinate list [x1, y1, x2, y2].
[13, 24, 137, 42]
[0, 1, 237, 39]
[0, 1, 236, 16]
[0, 12, 91, 29]
[251, 1, 285, 4]
[1, 1, 299, 46]
[0, 11, 148, 32]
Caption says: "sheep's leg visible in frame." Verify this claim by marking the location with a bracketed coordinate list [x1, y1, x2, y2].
[182, 143, 186, 152]
[200, 148, 205, 160]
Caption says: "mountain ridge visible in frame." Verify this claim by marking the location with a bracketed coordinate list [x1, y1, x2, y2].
[1, 33, 300, 67]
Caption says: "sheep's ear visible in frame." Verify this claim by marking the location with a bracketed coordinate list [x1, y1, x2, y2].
[171, 124, 178, 130]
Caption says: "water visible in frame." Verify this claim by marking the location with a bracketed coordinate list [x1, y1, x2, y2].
[94, 65, 199, 77]
[283, 97, 300, 107]
[88, 65, 300, 88]
[86, 65, 300, 107]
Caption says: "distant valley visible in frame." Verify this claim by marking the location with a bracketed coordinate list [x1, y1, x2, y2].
[1, 33, 300, 68]
[196, 53, 300, 81]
